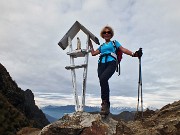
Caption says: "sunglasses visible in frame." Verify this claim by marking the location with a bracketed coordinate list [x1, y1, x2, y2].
[102, 31, 112, 35]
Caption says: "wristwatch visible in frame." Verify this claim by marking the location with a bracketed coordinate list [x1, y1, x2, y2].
[132, 52, 134, 57]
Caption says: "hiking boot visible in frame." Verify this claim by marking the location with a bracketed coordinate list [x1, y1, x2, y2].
[100, 100, 110, 115]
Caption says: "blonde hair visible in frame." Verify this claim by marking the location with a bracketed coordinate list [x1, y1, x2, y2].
[100, 25, 114, 38]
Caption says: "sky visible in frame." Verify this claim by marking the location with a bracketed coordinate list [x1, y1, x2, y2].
[0, 0, 180, 109]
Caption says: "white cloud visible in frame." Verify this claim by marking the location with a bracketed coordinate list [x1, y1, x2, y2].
[0, 0, 179, 109]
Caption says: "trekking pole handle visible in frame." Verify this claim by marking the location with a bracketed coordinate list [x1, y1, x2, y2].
[138, 48, 143, 59]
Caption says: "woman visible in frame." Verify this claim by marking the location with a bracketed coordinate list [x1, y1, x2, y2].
[88, 25, 142, 115]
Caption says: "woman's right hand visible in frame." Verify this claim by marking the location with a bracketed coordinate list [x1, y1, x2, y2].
[88, 39, 100, 56]
[88, 39, 93, 48]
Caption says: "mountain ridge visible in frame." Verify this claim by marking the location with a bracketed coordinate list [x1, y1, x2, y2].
[0, 63, 49, 134]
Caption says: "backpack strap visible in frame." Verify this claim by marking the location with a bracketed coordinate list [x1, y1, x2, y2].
[112, 40, 117, 52]
[99, 43, 116, 64]
[112, 40, 121, 76]
[99, 53, 110, 63]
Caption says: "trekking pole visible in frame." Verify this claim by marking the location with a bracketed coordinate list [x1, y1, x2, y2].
[139, 55, 143, 119]
[136, 48, 143, 119]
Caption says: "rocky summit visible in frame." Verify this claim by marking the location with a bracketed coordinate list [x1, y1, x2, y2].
[39, 100, 180, 135]
[39, 111, 132, 135]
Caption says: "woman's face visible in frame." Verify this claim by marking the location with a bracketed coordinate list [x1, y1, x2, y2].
[102, 28, 112, 40]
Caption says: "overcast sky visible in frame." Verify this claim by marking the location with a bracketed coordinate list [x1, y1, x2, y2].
[0, 0, 180, 109]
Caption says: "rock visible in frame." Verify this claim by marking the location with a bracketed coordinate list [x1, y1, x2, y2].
[39, 101, 180, 135]
[127, 100, 180, 135]
[39, 112, 132, 135]
[16, 127, 41, 135]
[24, 89, 50, 128]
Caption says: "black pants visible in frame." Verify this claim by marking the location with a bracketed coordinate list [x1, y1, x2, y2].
[98, 61, 116, 102]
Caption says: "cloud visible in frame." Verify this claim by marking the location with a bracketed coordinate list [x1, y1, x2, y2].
[0, 0, 180, 109]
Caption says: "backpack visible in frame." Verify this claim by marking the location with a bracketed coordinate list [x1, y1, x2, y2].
[112, 40, 123, 76]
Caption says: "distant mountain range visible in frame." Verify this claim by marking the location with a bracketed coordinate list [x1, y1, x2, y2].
[41, 105, 137, 122]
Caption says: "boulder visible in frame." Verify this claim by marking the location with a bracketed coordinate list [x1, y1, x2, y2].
[39, 112, 132, 135]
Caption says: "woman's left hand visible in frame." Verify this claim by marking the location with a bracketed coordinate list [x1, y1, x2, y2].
[133, 48, 143, 58]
